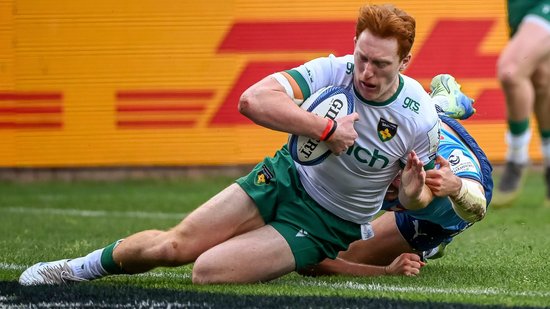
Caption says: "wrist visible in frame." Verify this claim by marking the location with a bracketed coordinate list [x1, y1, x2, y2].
[320, 118, 337, 141]
[450, 178, 466, 199]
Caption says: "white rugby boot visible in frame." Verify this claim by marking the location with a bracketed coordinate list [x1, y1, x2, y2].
[19, 259, 88, 286]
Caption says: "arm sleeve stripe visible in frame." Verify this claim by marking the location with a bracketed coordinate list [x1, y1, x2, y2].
[272, 73, 295, 98]
[279, 71, 304, 101]
[284, 70, 311, 100]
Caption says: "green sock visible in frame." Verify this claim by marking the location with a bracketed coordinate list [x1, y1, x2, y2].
[508, 119, 529, 135]
[100, 240, 127, 274]
[539, 129, 550, 139]
[508, 118, 529, 135]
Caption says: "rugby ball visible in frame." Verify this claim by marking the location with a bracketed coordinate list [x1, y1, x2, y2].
[288, 86, 354, 165]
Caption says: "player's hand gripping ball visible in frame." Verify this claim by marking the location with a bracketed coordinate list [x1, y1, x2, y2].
[288, 86, 354, 165]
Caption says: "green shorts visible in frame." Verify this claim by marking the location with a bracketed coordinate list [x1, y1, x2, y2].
[236, 146, 362, 270]
[507, 0, 550, 36]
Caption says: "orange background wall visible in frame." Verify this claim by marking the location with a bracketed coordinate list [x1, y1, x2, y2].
[0, 0, 540, 167]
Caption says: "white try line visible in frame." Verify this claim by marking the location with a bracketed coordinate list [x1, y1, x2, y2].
[1, 206, 188, 220]
[297, 280, 550, 298]
[2, 262, 548, 299]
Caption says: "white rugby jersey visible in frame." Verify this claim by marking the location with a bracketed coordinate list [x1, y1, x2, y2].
[276, 54, 440, 224]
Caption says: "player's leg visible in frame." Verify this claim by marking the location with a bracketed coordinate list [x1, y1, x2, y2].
[192, 224, 295, 284]
[295, 212, 440, 277]
[112, 183, 264, 273]
[533, 56, 550, 207]
[494, 19, 550, 207]
[338, 212, 412, 266]
[19, 183, 265, 285]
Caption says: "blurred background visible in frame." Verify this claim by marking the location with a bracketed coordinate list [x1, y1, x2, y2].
[0, 0, 534, 178]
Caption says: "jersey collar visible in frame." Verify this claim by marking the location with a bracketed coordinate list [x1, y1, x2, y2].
[353, 75, 404, 107]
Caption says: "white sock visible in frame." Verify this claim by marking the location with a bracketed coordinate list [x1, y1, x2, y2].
[68, 248, 108, 280]
[541, 137, 550, 167]
[506, 130, 531, 164]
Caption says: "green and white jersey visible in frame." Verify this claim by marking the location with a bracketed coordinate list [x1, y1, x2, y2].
[277, 54, 440, 224]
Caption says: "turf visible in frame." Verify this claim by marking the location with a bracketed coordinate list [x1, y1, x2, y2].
[1, 168, 549, 308]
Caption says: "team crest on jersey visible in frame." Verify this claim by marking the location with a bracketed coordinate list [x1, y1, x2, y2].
[377, 118, 398, 142]
[256, 164, 274, 185]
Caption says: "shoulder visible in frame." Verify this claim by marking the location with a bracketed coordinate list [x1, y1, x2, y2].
[302, 54, 353, 69]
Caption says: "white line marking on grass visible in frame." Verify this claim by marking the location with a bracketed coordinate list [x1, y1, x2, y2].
[0, 263, 25, 271]
[5, 261, 547, 300]
[299, 280, 550, 298]
[2, 206, 188, 220]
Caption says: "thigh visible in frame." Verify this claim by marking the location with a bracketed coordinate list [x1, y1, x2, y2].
[500, 19, 550, 77]
[171, 183, 265, 254]
[193, 224, 295, 284]
[338, 212, 413, 266]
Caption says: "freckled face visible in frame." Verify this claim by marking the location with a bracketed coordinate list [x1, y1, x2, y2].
[353, 29, 410, 102]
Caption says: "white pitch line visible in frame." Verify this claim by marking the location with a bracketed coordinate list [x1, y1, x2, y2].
[2, 262, 548, 299]
[0, 263, 25, 271]
[298, 280, 550, 298]
[1, 206, 188, 220]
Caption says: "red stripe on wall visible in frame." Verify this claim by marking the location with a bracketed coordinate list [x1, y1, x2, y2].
[117, 91, 215, 100]
[0, 93, 63, 101]
[116, 105, 205, 113]
[218, 21, 355, 55]
[117, 120, 196, 128]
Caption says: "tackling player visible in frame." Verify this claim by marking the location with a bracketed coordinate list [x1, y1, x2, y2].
[299, 82, 493, 277]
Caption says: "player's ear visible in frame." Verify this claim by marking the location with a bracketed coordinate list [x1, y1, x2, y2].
[399, 54, 412, 71]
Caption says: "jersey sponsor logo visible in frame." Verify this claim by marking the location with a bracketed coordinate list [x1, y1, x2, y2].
[448, 153, 461, 165]
[377, 118, 398, 142]
[402, 97, 420, 114]
[345, 144, 390, 168]
[256, 164, 274, 185]
[448, 149, 477, 174]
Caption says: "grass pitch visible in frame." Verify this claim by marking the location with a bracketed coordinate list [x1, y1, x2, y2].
[1, 167, 549, 308]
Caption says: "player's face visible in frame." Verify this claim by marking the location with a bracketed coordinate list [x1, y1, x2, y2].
[353, 30, 409, 102]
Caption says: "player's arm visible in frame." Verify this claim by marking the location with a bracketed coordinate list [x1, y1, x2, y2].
[398, 151, 435, 210]
[425, 155, 487, 222]
[239, 75, 329, 140]
[298, 253, 425, 277]
[240, 73, 358, 155]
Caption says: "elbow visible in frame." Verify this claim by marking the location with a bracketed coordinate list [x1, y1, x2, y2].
[238, 87, 260, 118]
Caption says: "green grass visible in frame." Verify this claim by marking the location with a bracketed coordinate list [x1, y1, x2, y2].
[1, 169, 550, 308]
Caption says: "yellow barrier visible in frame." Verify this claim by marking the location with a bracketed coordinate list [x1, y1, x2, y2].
[0, 0, 540, 167]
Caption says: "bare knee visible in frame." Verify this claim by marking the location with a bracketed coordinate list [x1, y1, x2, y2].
[115, 228, 204, 269]
[151, 229, 207, 266]
[497, 57, 523, 88]
[191, 253, 225, 285]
